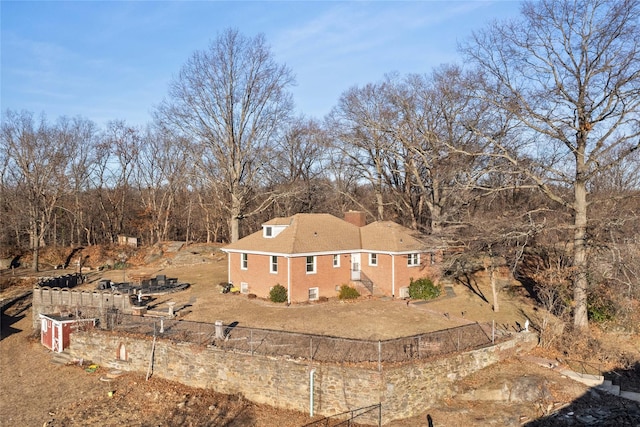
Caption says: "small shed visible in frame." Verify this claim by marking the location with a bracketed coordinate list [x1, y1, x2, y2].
[39, 313, 96, 353]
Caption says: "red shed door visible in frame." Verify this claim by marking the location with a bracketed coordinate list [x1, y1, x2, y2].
[52, 322, 63, 352]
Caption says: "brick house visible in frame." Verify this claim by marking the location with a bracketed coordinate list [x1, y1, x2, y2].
[221, 212, 444, 303]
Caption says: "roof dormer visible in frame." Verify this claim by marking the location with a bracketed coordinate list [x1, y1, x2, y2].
[263, 223, 287, 238]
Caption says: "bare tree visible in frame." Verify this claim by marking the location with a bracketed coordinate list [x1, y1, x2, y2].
[93, 120, 141, 242]
[327, 81, 400, 222]
[134, 127, 189, 243]
[1, 111, 72, 270]
[156, 28, 294, 242]
[389, 67, 492, 233]
[265, 117, 329, 216]
[462, 0, 640, 329]
[59, 116, 100, 246]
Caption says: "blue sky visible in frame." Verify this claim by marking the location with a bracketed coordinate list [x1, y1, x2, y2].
[1, 1, 522, 128]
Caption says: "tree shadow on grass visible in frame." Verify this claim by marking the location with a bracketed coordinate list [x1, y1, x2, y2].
[455, 273, 488, 303]
[0, 312, 25, 341]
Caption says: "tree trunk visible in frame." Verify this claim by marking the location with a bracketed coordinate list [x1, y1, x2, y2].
[375, 191, 384, 221]
[229, 193, 241, 243]
[430, 204, 444, 234]
[573, 176, 589, 329]
[572, 120, 589, 330]
[32, 245, 39, 272]
[485, 248, 499, 312]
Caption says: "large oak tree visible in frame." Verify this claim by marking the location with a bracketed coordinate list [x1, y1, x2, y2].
[156, 28, 294, 242]
[463, 0, 640, 329]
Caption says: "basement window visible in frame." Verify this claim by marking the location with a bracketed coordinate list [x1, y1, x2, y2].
[308, 287, 319, 301]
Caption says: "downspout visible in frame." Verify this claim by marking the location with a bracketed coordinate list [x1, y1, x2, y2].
[309, 368, 316, 417]
[392, 254, 395, 298]
[287, 256, 291, 305]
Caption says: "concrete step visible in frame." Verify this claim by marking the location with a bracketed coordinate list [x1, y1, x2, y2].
[107, 359, 132, 370]
[620, 390, 640, 403]
[350, 281, 382, 297]
[557, 369, 604, 387]
[597, 382, 620, 396]
[51, 350, 74, 365]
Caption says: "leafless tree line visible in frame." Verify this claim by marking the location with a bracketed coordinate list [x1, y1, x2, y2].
[2, 2, 639, 330]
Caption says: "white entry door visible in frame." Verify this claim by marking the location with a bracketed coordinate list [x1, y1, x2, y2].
[351, 254, 361, 281]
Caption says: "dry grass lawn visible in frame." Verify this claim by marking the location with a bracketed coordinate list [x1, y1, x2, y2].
[85, 248, 529, 340]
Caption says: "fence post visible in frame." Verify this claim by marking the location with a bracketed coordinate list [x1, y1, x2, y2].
[492, 320, 495, 344]
[418, 336, 421, 359]
[310, 336, 313, 361]
[457, 328, 461, 351]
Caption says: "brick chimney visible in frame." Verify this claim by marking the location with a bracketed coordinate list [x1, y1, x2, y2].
[344, 210, 366, 227]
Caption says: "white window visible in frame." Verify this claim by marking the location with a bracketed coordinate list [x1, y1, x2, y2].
[369, 253, 378, 266]
[264, 226, 273, 238]
[270, 255, 278, 273]
[308, 287, 319, 301]
[240, 282, 249, 294]
[241, 253, 248, 270]
[333, 254, 340, 268]
[306, 256, 316, 274]
[407, 253, 420, 267]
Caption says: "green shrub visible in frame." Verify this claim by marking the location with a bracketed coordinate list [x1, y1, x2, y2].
[338, 284, 360, 300]
[113, 261, 128, 270]
[408, 277, 440, 300]
[269, 284, 288, 303]
[588, 300, 615, 323]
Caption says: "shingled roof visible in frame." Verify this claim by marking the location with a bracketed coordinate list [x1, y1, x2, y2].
[223, 213, 362, 255]
[360, 221, 427, 253]
[223, 213, 439, 255]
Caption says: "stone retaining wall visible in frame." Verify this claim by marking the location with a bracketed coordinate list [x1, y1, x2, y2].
[69, 330, 536, 424]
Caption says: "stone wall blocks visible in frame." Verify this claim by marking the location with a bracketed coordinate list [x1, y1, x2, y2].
[66, 328, 533, 423]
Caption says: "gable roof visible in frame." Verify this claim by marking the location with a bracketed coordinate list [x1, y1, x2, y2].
[223, 213, 361, 255]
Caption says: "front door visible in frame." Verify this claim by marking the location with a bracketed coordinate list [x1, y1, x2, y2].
[351, 254, 361, 281]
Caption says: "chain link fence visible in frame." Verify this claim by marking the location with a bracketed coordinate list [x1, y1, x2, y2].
[302, 403, 382, 426]
[106, 312, 508, 367]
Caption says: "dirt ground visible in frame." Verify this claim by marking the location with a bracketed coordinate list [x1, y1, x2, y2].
[4, 306, 638, 427]
[2, 243, 639, 426]
[0, 310, 316, 427]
